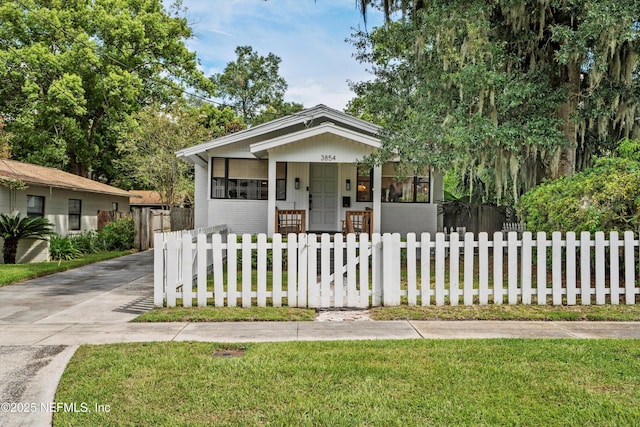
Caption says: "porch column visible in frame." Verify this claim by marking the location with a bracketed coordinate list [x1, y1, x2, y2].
[372, 164, 382, 233]
[267, 158, 277, 235]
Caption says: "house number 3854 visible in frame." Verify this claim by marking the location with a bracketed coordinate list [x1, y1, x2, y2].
[320, 154, 336, 162]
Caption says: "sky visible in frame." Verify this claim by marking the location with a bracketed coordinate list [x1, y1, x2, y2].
[172, 0, 385, 111]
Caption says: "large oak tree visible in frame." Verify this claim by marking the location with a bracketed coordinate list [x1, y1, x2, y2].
[352, 0, 640, 204]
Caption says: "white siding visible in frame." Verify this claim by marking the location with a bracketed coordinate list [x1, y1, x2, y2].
[0, 237, 49, 264]
[208, 199, 268, 234]
[380, 203, 439, 236]
[194, 163, 208, 229]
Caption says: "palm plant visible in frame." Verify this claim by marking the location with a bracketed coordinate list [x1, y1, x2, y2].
[0, 213, 53, 264]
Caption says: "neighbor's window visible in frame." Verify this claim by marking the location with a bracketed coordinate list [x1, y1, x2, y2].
[27, 195, 45, 218]
[381, 163, 430, 203]
[68, 199, 82, 230]
[111, 202, 119, 212]
[356, 165, 373, 202]
[211, 158, 286, 201]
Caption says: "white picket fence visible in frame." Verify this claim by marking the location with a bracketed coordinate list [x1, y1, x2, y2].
[154, 230, 640, 308]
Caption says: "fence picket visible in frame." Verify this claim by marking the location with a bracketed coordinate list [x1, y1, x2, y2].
[197, 234, 208, 307]
[493, 232, 504, 305]
[257, 234, 268, 307]
[449, 232, 460, 306]
[463, 232, 474, 306]
[536, 232, 547, 305]
[420, 233, 431, 306]
[182, 234, 193, 307]
[346, 233, 357, 307]
[435, 233, 446, 306]
[521, 232, 532, 305]
[609, 232, 619, 305]
[212, 233, 224, 307]
[153, 234, 165, 307]
[166, 234, 178, 307]
[565, 232, 577, 305]
[508, 232, 518, 305]
[581, 232, 591, 305]
[320, 234, 332, 307]
[595, 232, 606, 305]
[407, 233, 418, 306]
[272, 233, 283, 307]
[297, 233, 308, 307]
[478, 232, 489, 305]
[307, 234, 318, 308]
[624, 231, 636, 304]
[359, 233, 370, 308]
[287, 233, 298, 307]
[241, 234, 252, 308]
[383, 233, 401, 306]
[552, 232, 563, 305]
[334, 233, 344, 308]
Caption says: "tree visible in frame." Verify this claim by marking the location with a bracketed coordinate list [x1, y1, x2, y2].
[213, 46, 289, 125]
[0, 0, 212, 181]
[252, 100, 304, 126]
[0, 116, 11, 159]
[0, 213, 53, 264]
[352, 1, 640, 205]
[116, 103, 210, 208]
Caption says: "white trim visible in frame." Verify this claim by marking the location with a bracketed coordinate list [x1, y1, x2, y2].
[176, 104, 381, 160]
[250, 122, 381, 156]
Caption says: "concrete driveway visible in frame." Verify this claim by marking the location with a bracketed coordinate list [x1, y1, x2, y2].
[0, 250, 154, 427]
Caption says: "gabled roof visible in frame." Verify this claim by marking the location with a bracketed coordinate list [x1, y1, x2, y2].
[177, 104, 381, 165]
[0, 158, 132, 198]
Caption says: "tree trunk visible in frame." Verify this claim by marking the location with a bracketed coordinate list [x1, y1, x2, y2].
[3, 237, 18, 264]
[554, 62, 582, 178]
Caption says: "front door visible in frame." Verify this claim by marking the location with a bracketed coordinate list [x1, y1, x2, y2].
[309, 163, 337, 231]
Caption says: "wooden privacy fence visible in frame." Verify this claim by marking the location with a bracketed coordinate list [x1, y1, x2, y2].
[154, 230, 640, 308]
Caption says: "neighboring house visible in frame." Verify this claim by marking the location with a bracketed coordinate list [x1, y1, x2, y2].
[129, 190, 166, 210]
[177, 104, 444, 236]
[0, 159, 132, 263]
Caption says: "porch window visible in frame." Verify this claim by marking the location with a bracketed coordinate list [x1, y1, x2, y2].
[211, 158, 286, 201]
[27, 195, 45, 218]
[381, 163, 430, 203]
[356, 165, 373, 202]
[69, 199, 82, 231]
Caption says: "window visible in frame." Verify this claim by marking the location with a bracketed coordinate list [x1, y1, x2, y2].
[211, 158, 286, 201]
[381, 163, 430, 203]
[111, 202, 119, 212]
[356, 165, 373, 202]
[27, 195, 45, 218]
[68, 199, 82, 231]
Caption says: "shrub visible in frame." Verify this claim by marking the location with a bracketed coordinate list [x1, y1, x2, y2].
[517, 157, 640, 233]
[99, 217, 135, 251]
[49, 235, 81, 260]
[70, 230, 105, 254]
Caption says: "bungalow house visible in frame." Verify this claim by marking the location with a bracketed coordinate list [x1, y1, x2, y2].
[0, 158, 132, 263]
[176, 104, 443, 236]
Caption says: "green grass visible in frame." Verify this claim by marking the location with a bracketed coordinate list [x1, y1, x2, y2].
[133, 306, 315, 322]
[369, 303, 640, 321]
[0, 251, 132, 287]
[54, 340, 640, 426]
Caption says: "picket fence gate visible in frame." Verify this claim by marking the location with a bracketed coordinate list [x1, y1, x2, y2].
[154, 230, 640, 308]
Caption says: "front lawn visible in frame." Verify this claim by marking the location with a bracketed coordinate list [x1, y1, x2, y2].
[55, 340, 640, 426]
[0, 251, 132, 287]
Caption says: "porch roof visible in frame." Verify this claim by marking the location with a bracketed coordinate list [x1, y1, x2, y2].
[177, 104, 381, 166]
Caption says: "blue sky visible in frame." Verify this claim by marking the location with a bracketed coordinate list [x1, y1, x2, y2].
[174, 0, 384, 110]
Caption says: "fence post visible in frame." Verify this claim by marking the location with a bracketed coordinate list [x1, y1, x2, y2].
[166, 233, 178, 307]
[153, 233, 165, 307]
[382, 233, 401, 306]
[287, 233, 298, 307]
[297, 233, 308, 307]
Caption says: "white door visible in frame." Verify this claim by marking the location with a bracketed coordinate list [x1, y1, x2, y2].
[309, 163, 337, 231]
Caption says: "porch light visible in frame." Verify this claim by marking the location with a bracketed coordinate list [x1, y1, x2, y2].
[346, 179, 351, 191]
[295, 177, 300, 189]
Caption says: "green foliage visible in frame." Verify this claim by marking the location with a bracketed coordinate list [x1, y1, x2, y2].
[0, 213, 54, 264]
[517, 155, 640, 233]
[353, 1, 640, 205]
[0, 0, 211, 181]
[100, 218, 135, 251]
[49, 235, 82, 261]
[212, 46, 289, 125]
